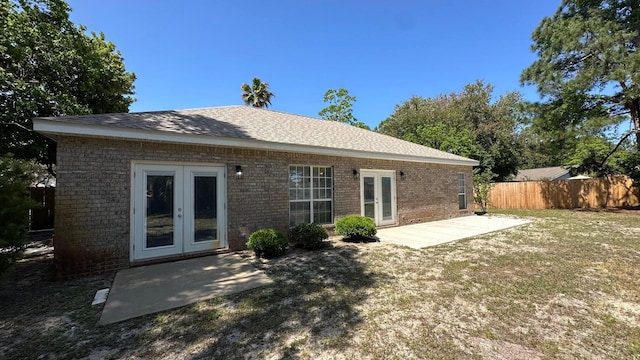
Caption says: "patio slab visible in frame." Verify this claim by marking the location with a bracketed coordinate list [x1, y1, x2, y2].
[99, 253, 272, 325]
[377, 215, 532, 249]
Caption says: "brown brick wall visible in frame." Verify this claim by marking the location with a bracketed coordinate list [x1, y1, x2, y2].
[53, 136, 474, 277]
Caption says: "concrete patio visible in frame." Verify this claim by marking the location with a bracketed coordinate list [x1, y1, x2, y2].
[377, 215, 532, 249]
[99, 253, 273, 325]
[99, 215, 530, 325]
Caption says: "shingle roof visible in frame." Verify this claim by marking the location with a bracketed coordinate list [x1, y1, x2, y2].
[34, 105, 479, 165]
[514, 166, 572, 181]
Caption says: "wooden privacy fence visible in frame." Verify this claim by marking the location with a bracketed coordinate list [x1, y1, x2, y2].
[487, 176, 639, 210]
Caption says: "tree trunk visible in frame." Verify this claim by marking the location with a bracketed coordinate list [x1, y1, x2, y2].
[629, 99, 640, 150]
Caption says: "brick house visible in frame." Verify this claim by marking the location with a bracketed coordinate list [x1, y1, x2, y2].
[33, 106, 479, 277]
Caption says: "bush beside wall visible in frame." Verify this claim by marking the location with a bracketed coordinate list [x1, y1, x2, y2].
[289, 223, 329, 250]
[335, 215, 377, 241]
[246, 229, 288, 259]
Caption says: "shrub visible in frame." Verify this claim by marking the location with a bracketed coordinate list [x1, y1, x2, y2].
[0, 155, 37, 273]
[473, 168, 495, 213]
[289, 223, 329, 250]
[246, 229, 288, 259]
[335, 215, 376, 240]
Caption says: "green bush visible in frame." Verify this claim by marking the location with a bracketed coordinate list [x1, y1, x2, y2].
[335, 215, 377, 240]
[473, 168, 495, 213]
[0, 155, 37, 273]
[246, 229, 288, 259]
[289, 223, 329, 250]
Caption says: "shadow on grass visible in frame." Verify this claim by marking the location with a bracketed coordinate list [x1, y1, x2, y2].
[1, 236, 385, 359]
[0, 233, 116, 359]
[122, 242, 385, 359]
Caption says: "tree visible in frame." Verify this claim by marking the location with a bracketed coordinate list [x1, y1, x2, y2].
[408, 123, 479, 159]
[0, 0, 136, 174]
[521, 0, 640, 152]
[619, 147, 640, 187]
[241, 77, 274, 109]
[377, 81, 525, 181]
[517, 92, 629, 172]
[318, 88, 369, 129]
[473, 168, 495, 214]
[0, 154, 36, 273]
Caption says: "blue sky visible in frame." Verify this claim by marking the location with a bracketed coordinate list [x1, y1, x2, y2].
[67, 0, 561, 129]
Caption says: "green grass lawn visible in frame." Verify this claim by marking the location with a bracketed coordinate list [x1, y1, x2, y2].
[1, 209, 639, 359]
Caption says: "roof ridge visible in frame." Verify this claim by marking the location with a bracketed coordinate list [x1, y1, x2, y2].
[179, 105, 245, 112]
[233, 106, 328, 123]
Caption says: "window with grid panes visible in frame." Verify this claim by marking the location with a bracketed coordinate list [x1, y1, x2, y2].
[289, 166, 333, 226]
[458, 173, 466, 210]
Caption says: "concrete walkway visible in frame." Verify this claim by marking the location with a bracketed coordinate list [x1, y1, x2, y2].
[377, 215, 532, 249]
[99, 253, 272, 325]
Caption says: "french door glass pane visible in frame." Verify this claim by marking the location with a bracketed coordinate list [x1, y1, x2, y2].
[364, 177, 374, 202]
[146, 174, 174, 248]
[364, 203, 375, 219]
[194, 176, 217, 242]
[363, 176, 375, 219]
[382, 176, 392, 219]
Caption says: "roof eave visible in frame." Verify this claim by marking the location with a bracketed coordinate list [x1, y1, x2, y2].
[33, 119, 479, 166]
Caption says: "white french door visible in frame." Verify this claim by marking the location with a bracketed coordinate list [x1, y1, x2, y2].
[360, 170, 397, 226]
[132, 164, 226, 261]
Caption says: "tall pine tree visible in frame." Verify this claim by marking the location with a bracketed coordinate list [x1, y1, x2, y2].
[521, 0, 640, 151]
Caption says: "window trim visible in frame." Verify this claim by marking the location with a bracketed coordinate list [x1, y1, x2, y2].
[288, 165, 333, 225]
[457, 173, 467, 210]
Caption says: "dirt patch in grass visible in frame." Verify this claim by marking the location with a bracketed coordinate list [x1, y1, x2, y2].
[2, 210, 640, 359]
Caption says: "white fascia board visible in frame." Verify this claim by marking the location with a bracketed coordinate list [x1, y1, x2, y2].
[33, 119, 480, 166]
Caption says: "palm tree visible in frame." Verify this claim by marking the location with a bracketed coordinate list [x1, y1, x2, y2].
[241, 77, 274, 109]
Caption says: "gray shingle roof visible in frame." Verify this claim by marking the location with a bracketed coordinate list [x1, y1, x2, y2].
[514, 166, 572, 181]
[34, 105, 479, 165]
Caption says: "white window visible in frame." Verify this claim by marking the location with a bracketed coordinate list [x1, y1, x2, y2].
[289, 166, 333, 226]
[458, 173, 466, 210]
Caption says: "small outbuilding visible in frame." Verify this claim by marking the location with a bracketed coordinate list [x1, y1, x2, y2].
[33, 106, 479, 276]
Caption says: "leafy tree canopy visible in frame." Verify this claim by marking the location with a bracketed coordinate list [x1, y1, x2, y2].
[521, 0, 640, 150]
[0, 0, 136, 173]
[377, 81, 525, 181]
[241, 77, 274, 109]
[0, 154, 38, 273]
[318, 88, 369, 130]
[517, 91, 630, 172]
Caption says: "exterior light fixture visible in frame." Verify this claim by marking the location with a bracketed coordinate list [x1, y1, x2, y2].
[399, 170, 406, 180]
[352, 169, 359, 180]
[235, 165, 244, 179]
